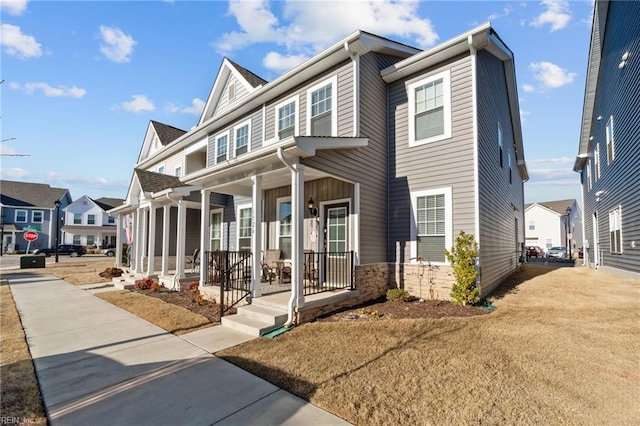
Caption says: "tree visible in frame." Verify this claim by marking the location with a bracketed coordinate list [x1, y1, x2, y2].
[444, 231, 480, 306]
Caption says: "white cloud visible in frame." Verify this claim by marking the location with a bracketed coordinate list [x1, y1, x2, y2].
[9, 81, 86, 98]
[527, 156, 574, 165]
[1, 23, 42, 59]
[530, 61, 576, 88]
[530, 0, 571, 31]
[216, 0, 438, 72]
[99, 25, 136, 63]
[0, 0, 28, 15]
[0, 167, 30, 179]
[121, 95, 155, 113]
[488, 5, 514, 21]
[166, 98, 205, 115]
[262, 51, 309, 72]
[522, 83, 535, 93]
[526, 157, 578, 186]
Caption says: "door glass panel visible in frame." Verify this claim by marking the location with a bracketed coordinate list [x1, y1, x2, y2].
[210, 211, 222, 251]
[327, 207, 347, 256]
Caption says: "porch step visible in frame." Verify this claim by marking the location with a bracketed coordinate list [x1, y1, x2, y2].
[236, 304, 288, 325]
[113, 274, 139, 290]
[221, 304, 288, 337]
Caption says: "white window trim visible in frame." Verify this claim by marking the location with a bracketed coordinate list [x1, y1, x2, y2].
[87, 214, 96, 225]
[269, 95, 300, 146]
[306, 75, 338, 137]
[606, 115, 615, 164]
[276, 196, 292, 261]
[609, 206, 623, 254]
[174, 164, 183, 177]
[32, 210, 44, 223]
[408, 70, 452, 147]
[594, 143, 600, 180]
[233, 118, 252, 157]
[210, 208, 224, 251]
[157, 164, 165, 174]
[215, 130, 230, 165]
[236, 203, 252, 251]
[15, 209, 27, 223]
[410, 187, 453, 265]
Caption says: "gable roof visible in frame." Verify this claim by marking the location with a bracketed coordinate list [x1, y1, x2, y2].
[0, 180, 70, 208]
[525, 199, 576, 215]
[92, 197, 125, 211]
[151, 120, 187, 146]
[226, 58, 268, 88]
[135, 169, 185, 193]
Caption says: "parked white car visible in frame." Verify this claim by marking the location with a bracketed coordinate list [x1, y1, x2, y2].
[546, 247, 567, 259]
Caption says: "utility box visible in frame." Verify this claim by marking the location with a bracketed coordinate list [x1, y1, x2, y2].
[20, 255, 45, 269]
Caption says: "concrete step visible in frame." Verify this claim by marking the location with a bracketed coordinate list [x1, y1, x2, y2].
[251, 296, 289, 312]
[236, 304, 288, 326]
[221, 315, 281, 337]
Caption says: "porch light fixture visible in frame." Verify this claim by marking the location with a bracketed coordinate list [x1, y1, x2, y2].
[307, 197, 319, 218]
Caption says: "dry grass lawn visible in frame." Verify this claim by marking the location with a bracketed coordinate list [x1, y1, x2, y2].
[0, 281, 47, 424]
[96, 290, 214, 335]
[218, 265, 640, 425]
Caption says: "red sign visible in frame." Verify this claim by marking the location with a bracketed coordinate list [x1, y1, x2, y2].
[24, 231, 39, 242]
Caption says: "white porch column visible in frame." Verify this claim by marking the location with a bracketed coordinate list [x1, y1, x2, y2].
[251, 175, 263, 298]
[134, 209, 142, 274]
[200, 190, 211, 287]
[115, 215, 123, 268]
[147, 204, 156, 276]
[161, 205, 170, 275]
[140, 207, 148, 272]
[292, 164, 305, 308]
[175, 200, 186, 280]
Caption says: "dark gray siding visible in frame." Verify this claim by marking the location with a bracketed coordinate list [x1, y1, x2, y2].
[476, 50, 526, 293]
[151, 206, 199, 256]
[581, 0, 640, 274]
[388, 54, 476, 265]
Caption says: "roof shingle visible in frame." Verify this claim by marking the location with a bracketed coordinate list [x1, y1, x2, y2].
[0, 180, 69, 208]
[226, 58, 268, 88]
[150, 121, 187, 146]
[135, 170, 184, 193]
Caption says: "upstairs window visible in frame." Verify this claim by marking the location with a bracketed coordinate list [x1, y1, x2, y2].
[587, 159, 592, 190]
[32, 211, 43, 223]
[108, 216, 116, 224]
[158, 166, 165, 174]
[498, 124, 504, 168]
[606, 116, 615, 164]
[307, 76, 337, 137]
[609, 207, 622, 254]
[235, 121, 250, 156]
[216, 133, 228, 164]
[278, 100, 296, 140]
[529, 221, 535, 231]
[87, 214, 96, 225]
[15, 210, 27, 223]
[594, 143, 600, 180]
[175, 166, 182, 177]
[74, 213, 82, 224]
[408, 70, 452, 146]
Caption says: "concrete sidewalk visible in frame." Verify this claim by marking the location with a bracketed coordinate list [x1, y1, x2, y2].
[7, 273, 349, 425]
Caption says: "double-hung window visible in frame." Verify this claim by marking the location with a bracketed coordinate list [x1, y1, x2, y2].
[175, 166, 182, 177]
[508, 148, 512, 184]
[87, 235, 95, 246]
[158, 166, 165, 174]
[210, 210, 223, 251]
[498, 124, 504, 168]
[307, 76, 337, 137]
[594, 143, 600, 180]
[87, 214, 96, 225]
[15, 210, 27, 223]
[529, 221, 535, 231]
[74, 213, 82, 224]
[32, 211, 43, 223]
[237, 205, 252, 252]
[108, 216, 115, 224]
[277, 99, 297, 140]
[408, 70, 452, 146]
[235, 121, 250, 156]
[586, 159, 592, 190]
[609, 207, 622, 254]
[411, 187, 452, 263]
[277, 197, 292, 260]
[606, 116, 615, 164]
[73, 235, 81, 245]
[216, 133, 228, 164]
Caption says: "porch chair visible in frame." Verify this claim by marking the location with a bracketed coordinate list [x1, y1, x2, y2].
[261, 249, 292, 284]
[187, 248, 200, 273]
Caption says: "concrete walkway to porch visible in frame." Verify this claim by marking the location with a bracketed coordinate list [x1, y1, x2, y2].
[6, 273, 350, 425]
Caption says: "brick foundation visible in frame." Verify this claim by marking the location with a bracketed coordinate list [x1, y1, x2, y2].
[390, 263, 455, 301]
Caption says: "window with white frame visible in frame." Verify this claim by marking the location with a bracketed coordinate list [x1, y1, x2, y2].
[235, 121, 250, 156]
[87, 235, 95, 246]
[529, 221, 535, 231]
[87, 214, 96, 225]
[277, 198, 292, 260]
[508, 148, 512, 184]
[216, 133, 228, 164]
[15, 210, 27, 223]
[609, 207, 622, 254]
[108, 216, 115, 224]
[307, 76, 337, 137]
[74, 213, 82, 224]
[210, 210, 223, 251]
[158, 165, 165, 174]
[586, 159, 592, 190]
[175, 166, 182, 177]
[237, 205, 252, 252]
[411, 187, 452, 263]
[498, 124, 504, 168]
[408, 70, 452, 146]
[73, 235, 81, 245]
[32, 210, 44, 223]
[277, 99, 297, 140]
[606, 116, 615, 164]
[594, 143, 600, 180]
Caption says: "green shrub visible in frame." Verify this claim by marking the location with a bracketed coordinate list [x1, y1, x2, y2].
[444, 231, 480, 306]
[386, 288, 410, 302]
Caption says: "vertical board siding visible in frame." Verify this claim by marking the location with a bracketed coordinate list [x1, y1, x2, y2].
[581, 0, 640, 274]
[388, 54, 476, 264]
[476, 50, 526, 293]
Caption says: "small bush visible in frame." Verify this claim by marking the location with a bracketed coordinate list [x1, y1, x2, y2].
[150, 281, 161, 292]
[445, 231, 480, 306]
[188, 281, 199, 294]
[387, 288, 410, 302]
[99, 267, 123, 278]
[134, 278, 156, 290]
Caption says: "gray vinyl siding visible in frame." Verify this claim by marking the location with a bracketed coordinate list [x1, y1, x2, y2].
[214, 76, 251, 117]
[388, 54, 476, 265]
[581, 0, 640, 274]
[476, 50, 526, 294]
[249, 108, 263, 151]
[165, 153, 184, 177]
[206, 108, 261, 168]
[185, 150, 206, 175]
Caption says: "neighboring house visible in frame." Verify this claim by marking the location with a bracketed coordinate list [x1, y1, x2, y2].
[573, 0, 640, 278]
[110, 24, 528, 323]
[61, 196, 125, 248]
[525, 199, 583, 255]
[0, 180, 72, 253]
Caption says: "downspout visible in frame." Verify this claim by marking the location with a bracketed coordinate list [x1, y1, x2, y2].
[277, 147, 297, 326]
[344, 42, 360, 137]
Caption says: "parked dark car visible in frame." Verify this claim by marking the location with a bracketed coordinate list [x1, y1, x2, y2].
[526, 246, 543, 258]
[33, 244, 87, 257]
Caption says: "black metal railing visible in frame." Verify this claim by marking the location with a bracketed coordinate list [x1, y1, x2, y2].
[303, 250, 355, 296]
[203, 250, 252, 316]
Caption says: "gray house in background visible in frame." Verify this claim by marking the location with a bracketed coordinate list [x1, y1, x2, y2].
[0, 180, 72, 253]
[111, 23, 527, 326]
[574, 0, 640, 278]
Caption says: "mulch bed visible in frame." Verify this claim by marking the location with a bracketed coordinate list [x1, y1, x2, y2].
[134, 288, 225, 323]
[316, 297, 491, 322]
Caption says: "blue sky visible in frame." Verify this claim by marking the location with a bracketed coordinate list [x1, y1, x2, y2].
[1, 0, 593, 205]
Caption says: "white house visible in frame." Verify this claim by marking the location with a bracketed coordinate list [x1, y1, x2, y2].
[525, 199, 583, 255]
[62, 196, 125, 248]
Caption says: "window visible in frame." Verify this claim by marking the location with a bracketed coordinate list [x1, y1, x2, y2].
[74, 213, 82, 224]
[609, 207, 622, 254]
[210, 210, 223, 251]
[235, 121, 250, 156]
[277, 198, 292, 259]
[73, 235, 81, 245]
[498, 124, 504, 168]
[411, 187, 452, 263]
[108, 216, 115, 224]
[277, 99, 297, 140]
[529, 221, 535, 231]
[606, 116, 615, 164]
[586, 159, 592, 190]
[508, 148, 512, 184]
[594, 143, 600, 180]
[158, 166, 165, 174]
[237, 205, 252, 252]
[87, 235, 95, 246]
[87, 214, 96, 225]
[546, 238, 552, 249]
[15, 210, 27, 223]
[307, 76, 337, 137]
[408, 70, 452, 146]
[32, 211, 44, 223]
[216, 133, 228, 164]
[175, 166, 182, 177]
